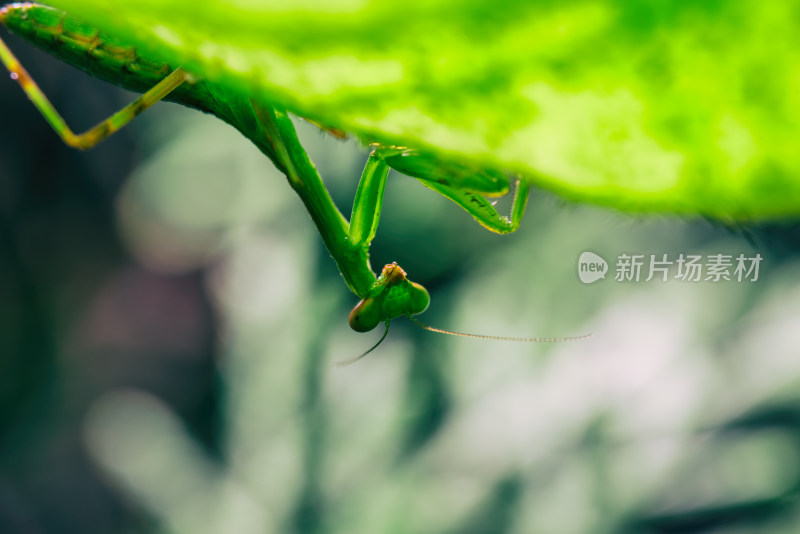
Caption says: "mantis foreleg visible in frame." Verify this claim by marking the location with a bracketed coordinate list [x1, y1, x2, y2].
[424, 177, 530, 234]
[348, 149, 390, 250]
[375, 146, 531, 234]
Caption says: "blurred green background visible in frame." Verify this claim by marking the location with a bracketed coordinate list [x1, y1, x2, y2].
[3, 28, 800, 534]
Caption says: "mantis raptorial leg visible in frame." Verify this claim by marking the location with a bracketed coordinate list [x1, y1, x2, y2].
[348, 150, 389, 250]
[404, 173, 530, 234]
[376, 146, 531, 234]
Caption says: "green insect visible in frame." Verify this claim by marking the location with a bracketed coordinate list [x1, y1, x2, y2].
[0, 3, 588, 361]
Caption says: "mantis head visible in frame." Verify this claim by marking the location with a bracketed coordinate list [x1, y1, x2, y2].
[348, 262, 429, 333]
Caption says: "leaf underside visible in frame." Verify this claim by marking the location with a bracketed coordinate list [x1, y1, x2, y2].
[45, 0, 800, 221]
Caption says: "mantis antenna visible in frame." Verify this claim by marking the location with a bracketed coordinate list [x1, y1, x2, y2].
[338, 316, 590, 368]
[408, 316, 591, 342]
[337, 321, 391, 367]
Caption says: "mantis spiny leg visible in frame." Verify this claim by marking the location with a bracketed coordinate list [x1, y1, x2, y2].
[415, 175, 531, 234]
[376, 147, 531, 234]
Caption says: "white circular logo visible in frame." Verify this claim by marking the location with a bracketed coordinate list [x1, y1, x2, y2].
[578, 252, 608, 284]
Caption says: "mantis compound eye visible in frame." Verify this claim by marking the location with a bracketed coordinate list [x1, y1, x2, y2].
[348, 297, 381, 332]
[406, 282, 430, 317]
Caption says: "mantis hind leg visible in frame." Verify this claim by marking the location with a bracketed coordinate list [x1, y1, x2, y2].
[0, 35, 189, 150]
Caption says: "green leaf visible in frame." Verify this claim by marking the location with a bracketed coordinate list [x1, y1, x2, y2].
[44, 0, 800, 220]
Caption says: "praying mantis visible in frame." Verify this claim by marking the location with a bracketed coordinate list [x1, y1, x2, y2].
[0, 3, 587, 359]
